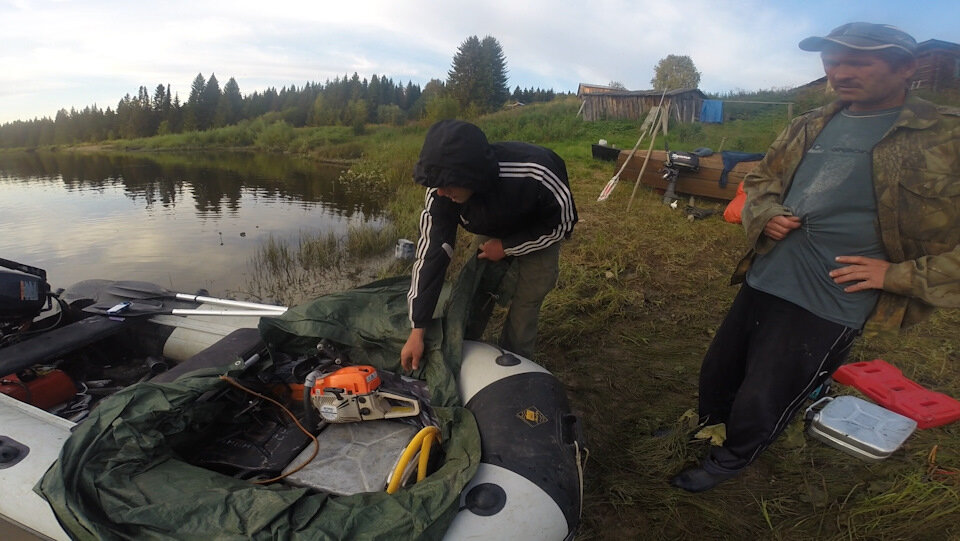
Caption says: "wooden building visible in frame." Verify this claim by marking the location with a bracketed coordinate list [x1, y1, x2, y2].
[913, 39, 960, 93]
[577, 85, 707, 123]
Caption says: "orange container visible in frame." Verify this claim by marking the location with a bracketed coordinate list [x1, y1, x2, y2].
[1, 370, 77, 410]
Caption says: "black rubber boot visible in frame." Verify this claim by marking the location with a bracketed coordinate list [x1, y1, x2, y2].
[669, 462, 740, 493]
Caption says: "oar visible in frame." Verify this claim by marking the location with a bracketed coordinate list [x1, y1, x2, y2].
[598, 88, 668, 203]
[105, 281, 287, 312]
[84, 301, 286, 318]
[627, 97, 670, 211]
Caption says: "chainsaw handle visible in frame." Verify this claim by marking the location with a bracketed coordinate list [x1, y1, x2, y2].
[379, 390, 421, 419]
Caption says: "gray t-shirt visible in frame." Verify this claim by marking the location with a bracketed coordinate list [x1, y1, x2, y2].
[747, 107, 900, 328]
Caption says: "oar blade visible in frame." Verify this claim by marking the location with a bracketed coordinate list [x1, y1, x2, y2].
[105, 281, 175, 300]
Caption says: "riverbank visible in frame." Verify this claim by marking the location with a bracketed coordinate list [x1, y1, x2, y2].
[358, 100, 959, 540]
[29, 97, 960, 539]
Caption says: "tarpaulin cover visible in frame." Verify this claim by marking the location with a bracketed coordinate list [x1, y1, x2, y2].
[700, 99, 724, 123]
[36, 257, 508, 540]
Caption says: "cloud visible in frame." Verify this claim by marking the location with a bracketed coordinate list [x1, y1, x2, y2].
[1, 0, 957, 123]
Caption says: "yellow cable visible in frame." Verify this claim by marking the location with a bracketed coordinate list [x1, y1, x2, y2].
[386, 425, 440, 494]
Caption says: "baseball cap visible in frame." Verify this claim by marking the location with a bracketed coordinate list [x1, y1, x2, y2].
[799, 22, 917, 56]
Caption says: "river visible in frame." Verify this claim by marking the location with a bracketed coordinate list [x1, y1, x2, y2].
[0, 150, 387, 297]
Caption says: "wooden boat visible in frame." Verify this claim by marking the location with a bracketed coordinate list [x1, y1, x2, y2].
[616, 150, 763, 201]
[0, 262, 584, 540]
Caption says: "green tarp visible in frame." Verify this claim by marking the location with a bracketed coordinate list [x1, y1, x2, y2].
[36, 258, 508, 540]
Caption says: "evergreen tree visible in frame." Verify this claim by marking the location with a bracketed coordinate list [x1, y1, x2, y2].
[152, 84, 167, 112]
[447, 35, 509, 114]
[216, 77, 243, 127]
[187, 73, 206, 106]
[478, 36, 509, 111]
[200, 73, 221, 129]
[447, 36, 483, 111]
[183, 73, 206, 131]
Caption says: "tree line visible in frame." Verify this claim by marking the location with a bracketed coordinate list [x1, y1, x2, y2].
[0, 35, 562, 149]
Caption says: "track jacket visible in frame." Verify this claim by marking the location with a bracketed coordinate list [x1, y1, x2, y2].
[407, 120, 578, 328]
[732, 95, 960, 332]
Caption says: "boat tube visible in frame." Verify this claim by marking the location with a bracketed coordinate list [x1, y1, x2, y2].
[0, 258, 585, 540]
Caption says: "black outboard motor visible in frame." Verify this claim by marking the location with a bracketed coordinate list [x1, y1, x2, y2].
[0, 258, 51, 323]
[660, 142, 700, 205]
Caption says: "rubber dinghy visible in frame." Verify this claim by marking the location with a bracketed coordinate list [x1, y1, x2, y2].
[0, 257, 585, 540]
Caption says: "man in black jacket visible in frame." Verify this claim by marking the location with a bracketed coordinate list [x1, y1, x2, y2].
[400, 120, 577, 371]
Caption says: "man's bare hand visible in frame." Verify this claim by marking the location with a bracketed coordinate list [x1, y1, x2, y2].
[400, 328, 426, 371]
[478, 238, 506, 261]
[830, 256, 891, 292]
[763, 215, 802, 240]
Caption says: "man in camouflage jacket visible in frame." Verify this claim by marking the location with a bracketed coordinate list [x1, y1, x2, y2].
[736, 94, 960, 334]
[671, 22, 960, 493]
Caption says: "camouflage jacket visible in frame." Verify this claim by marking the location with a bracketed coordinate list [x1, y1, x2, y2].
[733, 95, 960, 332]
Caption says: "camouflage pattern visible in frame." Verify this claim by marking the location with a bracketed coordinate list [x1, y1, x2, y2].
[732, 95, 960, 333]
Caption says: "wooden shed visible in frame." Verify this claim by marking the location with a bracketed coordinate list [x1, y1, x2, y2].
[913, 39, 960, 93]
[577, 85, 707, 123]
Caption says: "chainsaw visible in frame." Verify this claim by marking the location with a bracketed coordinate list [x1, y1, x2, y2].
[308, 365, 420, 423]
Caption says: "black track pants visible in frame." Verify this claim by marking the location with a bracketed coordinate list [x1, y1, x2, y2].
[697, 284, 860, 472]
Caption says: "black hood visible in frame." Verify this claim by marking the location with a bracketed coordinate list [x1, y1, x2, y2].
[413, 120, 500, 193]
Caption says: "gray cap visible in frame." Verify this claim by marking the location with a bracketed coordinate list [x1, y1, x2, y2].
[799, 22, 917, 56]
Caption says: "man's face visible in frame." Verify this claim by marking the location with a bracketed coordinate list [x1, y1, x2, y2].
[821, 48, 916, 112]
[436, 185, 474, 203]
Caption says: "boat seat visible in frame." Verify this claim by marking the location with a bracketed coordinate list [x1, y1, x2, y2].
[0, 316, 129, 376]
[151, 327, 265, 383]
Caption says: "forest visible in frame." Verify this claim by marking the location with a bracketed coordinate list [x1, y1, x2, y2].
[0, 35, 559, 149]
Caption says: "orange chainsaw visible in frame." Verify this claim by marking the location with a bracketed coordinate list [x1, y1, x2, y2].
[308, 365, 420, 423]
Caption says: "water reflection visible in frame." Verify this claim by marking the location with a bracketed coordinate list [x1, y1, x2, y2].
[0, 150, 385, 296]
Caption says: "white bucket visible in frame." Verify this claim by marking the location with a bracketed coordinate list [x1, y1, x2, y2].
[395, 239, 415, 260]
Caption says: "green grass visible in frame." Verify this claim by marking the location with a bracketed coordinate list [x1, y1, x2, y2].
[76, 95, 960, 540]
[243, 223, 397, 305]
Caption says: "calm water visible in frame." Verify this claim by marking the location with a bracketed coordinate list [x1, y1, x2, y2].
[0, 150, 386, 296]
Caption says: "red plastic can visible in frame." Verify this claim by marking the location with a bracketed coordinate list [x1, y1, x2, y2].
[0, 370, 77, 410]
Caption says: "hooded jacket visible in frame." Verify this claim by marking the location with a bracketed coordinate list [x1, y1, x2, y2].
[408, 120, 578, 328]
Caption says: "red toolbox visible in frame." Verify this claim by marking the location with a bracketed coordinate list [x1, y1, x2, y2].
[833, 359, 960, 429]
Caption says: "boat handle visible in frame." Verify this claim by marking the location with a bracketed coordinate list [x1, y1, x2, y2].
[561, 413, 584, 446]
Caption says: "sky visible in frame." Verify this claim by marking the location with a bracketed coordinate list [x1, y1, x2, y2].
[1, 0, 958, 124]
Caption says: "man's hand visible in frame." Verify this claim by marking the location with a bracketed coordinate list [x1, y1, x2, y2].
[830, 256, 891, 292]
[401, 328, 426, 371]
[763, 215, 802, 240]
[478, 238, 506, 261]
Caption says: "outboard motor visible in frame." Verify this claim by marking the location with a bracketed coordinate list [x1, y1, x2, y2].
[660, 142, 700, 205]
[0, 258, 51, 324]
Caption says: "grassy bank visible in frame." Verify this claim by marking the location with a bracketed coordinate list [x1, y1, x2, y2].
[372, 98, 959, 540]
[98, 97, 960, 539]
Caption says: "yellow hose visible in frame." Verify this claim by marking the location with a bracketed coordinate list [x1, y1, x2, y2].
[386, 425, 441, 494]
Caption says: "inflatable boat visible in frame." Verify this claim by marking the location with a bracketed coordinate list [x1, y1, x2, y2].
[0, 258, 585, 540]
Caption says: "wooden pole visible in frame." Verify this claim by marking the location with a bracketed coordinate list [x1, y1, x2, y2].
[626, 100, 668, 211]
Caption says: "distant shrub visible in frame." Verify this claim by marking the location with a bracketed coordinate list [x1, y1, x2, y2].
[425, 96, 460, 124]
[255, 121, 294, 152]
[377, 104, 405, 126]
